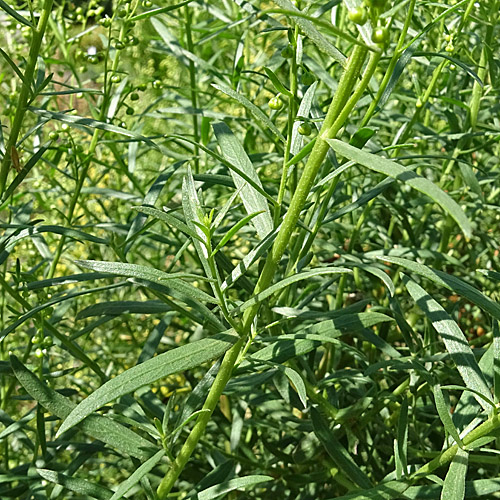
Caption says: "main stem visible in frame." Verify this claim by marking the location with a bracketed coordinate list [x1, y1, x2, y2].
[156, 43, 369, 498]
[0, 0, 54, 196]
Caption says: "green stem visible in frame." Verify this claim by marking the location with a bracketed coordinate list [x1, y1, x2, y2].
[156, 336, 245, 497]
[361, 0, 415, 127]
[469, 0, 497, 128]
[0, 0, 54, 196]
[293, 49, 382, 276]
[275, 30, 299, 223]
[411, 412, 500, 480]
[156, 43, 369, 498]
[185, 5, 200, 174]
[248, 44, 369, 315]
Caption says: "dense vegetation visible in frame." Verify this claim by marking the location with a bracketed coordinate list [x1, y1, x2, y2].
[1, 0, 500, 498]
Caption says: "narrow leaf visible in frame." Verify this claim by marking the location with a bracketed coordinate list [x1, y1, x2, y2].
[282, 366, 307, 408]
[291, 82, 318, 155]
[182, 166, 215, 284]
[331, 480, 410, 500]
[0, 47, 31, 91]
[311, 407, 372, 489]
[124, 168, 175, 254]
[211, 210, 264, 257]
[402, 276, 491, 410]
[129, 0, 192, 21]
[28, 108, 158, 149]
[213, 122, 273, 239]
[10, 356, 156, 460]
[196, 475, 272, 500]
[272, 0, 346, 66]
[56, 331, 239, 436]
[0, 0, 34, 27]
[494, 321, 500, 404]
[133, 206, 203, 242]
[1, 146, 48, 202]
[264, 67, 294, 98]
[434, 384, 463, 446]
[394, 398, 409, 479]
[326, 139, 472, 239]
[246, 313, 394, 365]
[36, 469, 113, 500]
[231, 267, 351, 315]
[441, 447, 469, 500]
[378, 257, 500, 323]
[109, 450, 165, 500]
[76, 260, 218, 304]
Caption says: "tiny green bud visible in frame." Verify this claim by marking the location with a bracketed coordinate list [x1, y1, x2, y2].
[348, 7, 368, 25]
[268, 95, 284, 110]
[99, 17, 112, 28]
[298, 122, 312, 136]
[371, 27, 389, 44]
[42, 337, 53, 349]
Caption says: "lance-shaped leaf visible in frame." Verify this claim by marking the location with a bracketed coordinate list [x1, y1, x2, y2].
[0, 0, 34, 26]
[56, 330, 239, 436]
[291, 82, 318, 156]
[213, 122, 273, 239]
[402, 276, 491, 411]
[311, 407, 372, 489]
[37, 469, 113, 500]
[434, 384, 463, 446]
[211, 210, 264, 257]
[196, 475, 273, 500]
[10, 356, 156, 460]
[331, 480, 410, 500]
[182, 166, 213, 280]
[326, 139, 472, 239]
[273, 0, 346, 66]
[132, 205, 203, 242]
[76, 260, 218, 304]
[124, 167, 175, 254]
[29, 108, 159, 149]
[377, 256, 500, 323]
[109, 450, 165, 500]
[441, 447, 469, 500]
[230, 267, 351, 315]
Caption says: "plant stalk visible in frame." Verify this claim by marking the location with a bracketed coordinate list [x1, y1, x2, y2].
[0, 0, 54, 196]
[156, 42, 369, 498]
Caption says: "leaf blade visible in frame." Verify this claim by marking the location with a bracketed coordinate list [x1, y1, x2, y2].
[56, 331, 239, 436]
[326, 139, 472, 239]
[212, 122, 273, 239]
[402, 276, 491, 411]
[10, 355, 157, 460]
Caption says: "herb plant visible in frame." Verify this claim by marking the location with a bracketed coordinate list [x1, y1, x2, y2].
[1, 0, 500, 499]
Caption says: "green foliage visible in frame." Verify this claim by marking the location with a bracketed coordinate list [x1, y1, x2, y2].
[1, 0, 500, 499]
